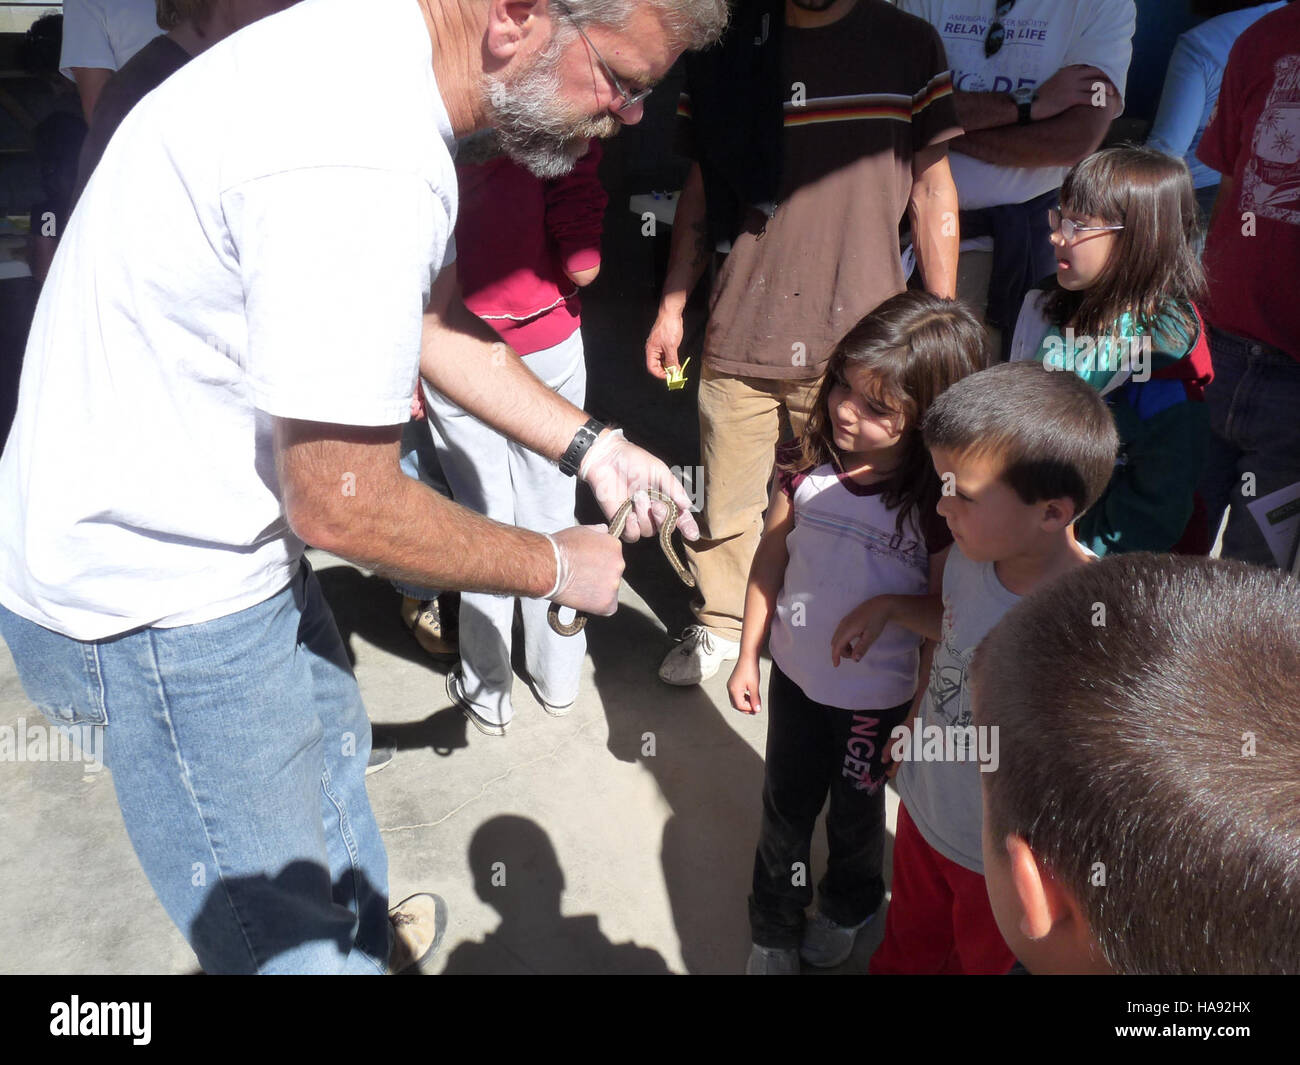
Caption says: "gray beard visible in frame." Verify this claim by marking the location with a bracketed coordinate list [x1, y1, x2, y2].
[480, 37, 620, 179]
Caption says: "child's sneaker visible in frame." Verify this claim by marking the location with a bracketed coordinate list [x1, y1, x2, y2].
[745, 943, 800, 975]
[799, 909, 874, 968]
[657, 625, 740, 686]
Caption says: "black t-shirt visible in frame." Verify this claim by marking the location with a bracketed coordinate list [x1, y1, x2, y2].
[70, 35, 192, 212]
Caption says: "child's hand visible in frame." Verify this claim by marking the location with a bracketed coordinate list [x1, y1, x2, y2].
[831, 597, 893, 667]
[727, 658, 763, 715]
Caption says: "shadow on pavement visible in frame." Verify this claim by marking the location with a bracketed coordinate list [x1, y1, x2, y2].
[588, 602, 765, 975]
[441, 814, 670, 974]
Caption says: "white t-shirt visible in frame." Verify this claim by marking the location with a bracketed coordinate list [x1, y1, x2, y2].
[60, 0, 165, 77]
[898, 0, 1136, 210]
[0, 0, 458, 640]
[895, 545, 1019, 873]
[768, 462, 937, 711]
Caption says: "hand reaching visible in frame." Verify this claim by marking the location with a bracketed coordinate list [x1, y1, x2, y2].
[830, 597, 894, 667]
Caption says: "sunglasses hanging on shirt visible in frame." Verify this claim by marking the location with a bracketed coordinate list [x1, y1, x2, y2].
[985, 0, 1017, 58]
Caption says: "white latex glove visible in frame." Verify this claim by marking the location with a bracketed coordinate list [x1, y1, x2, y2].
[545, 525, 624, 615]
[578, 429, 701, 543]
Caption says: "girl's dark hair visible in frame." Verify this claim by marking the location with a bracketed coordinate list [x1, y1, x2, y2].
[784, 291, 987, 538]
[1045, 146, 1206, 346]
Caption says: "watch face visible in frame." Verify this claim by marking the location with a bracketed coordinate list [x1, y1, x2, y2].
[1012, 87, 1034, 105]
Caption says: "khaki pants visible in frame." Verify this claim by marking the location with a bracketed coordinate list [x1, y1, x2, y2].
[686, 361, 822, 641]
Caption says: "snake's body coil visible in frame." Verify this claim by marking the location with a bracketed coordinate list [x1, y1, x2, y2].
[547, 489, 696, 636]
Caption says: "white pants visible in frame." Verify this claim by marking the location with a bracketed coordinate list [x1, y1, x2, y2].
[422, 329, 588, 726]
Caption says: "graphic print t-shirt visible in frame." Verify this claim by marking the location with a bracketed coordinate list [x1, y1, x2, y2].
[899, 0, 1135, 210]
[1198, 2, 1300, 361]
[896, 545, 1019, 874]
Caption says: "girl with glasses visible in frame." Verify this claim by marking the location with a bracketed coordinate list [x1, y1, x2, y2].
[1009, 146, 1215, 557]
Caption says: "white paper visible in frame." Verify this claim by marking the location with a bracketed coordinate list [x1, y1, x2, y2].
[1246, 480, 1300, 569]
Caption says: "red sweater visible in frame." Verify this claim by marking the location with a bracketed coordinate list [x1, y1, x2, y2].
[455, 141, 607, 355]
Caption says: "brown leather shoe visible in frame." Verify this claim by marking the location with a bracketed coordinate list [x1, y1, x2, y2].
[387, 892, 448, 974]
[399, 596, 457, 658]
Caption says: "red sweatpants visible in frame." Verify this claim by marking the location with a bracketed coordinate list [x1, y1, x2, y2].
[868, 802, 1016, 975]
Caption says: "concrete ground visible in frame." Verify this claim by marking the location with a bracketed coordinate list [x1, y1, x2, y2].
[0, 546, 898, 975]
[0, 186, 899, 974]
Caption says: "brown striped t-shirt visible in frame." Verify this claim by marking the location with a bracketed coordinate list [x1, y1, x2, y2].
[678, 0, 961, 380]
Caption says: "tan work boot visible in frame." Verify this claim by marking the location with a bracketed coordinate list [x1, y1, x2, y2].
[387, 892, 448, 974]
[399, 596, 457, 658]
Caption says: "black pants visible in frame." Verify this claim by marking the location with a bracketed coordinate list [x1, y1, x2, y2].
[748, 662, 911, 949]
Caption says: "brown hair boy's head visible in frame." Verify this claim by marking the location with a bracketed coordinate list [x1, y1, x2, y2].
[920, 364, 1117, 563]
[971, 554, 1300, 975]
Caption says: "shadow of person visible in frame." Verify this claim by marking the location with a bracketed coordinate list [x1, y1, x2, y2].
[586, 604, 767, 975]
[313, 562, 447, 671]
[190, 861, 391, 974]
[370, 705, 470, 758]
[441, 815, 669, 974]
[315, 561, 519, 757]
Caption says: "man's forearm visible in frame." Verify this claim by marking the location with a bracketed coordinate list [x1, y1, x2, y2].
[910, 164, 960, 299]
[951, 90, 1019, 133]
[336, 476, 556, 598]
[277, 421, 557, 598]
[659, 162, 710, 315]
[419, 296, 588, 463]
[950, 103, 1114, 169]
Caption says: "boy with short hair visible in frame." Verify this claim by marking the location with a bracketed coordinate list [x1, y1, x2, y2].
[859, 362, 1118, 974]
[970, 553, 1300, 975]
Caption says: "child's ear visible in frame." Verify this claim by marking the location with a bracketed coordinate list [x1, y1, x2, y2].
[1038, 496, 1078, 533]
[1005, 834, 1110, 973]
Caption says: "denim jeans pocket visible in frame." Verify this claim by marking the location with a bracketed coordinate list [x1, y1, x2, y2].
[0, 604, 109, 727]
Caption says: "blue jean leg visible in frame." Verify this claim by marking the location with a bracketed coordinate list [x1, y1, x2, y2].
[0, 560, 390, 974]
[1199, 329, 1300, 567]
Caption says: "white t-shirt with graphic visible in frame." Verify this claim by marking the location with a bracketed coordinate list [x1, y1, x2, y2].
[898, 0, 1136, 210]
[0, 0, 458, 640]
[60, 0, 164, 77]
[895, 544, 1019, 873]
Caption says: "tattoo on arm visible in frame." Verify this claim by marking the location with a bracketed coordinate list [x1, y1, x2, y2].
[690, 219, 710, 267]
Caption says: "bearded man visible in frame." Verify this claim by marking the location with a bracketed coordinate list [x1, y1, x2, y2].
[0, 0, 725, 975]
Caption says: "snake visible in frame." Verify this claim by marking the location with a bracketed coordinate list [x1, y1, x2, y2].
[548, 489, 696, 636]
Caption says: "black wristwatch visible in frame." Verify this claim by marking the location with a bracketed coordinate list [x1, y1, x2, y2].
[559, 417, 606, 477]
[1011, 85, 1037, 126]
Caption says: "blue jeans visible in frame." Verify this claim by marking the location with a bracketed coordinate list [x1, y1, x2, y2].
[1199, 327, 1300, 567]
[0, 560, 390, 974]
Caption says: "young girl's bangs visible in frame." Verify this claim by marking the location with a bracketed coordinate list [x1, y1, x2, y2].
[836, 346, 911, 418]
[1060, 155, 1126, 225]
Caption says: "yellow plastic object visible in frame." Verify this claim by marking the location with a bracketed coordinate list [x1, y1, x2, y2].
[665, 357, 691, 391]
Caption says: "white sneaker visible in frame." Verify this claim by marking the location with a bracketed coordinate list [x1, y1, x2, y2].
[657, 625, 740, 686]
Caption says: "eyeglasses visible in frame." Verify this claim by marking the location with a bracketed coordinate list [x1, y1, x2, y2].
[1049, 208, 1125, 243]
[553, 0, 653, 114]
[985, 0, 1017, 59]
